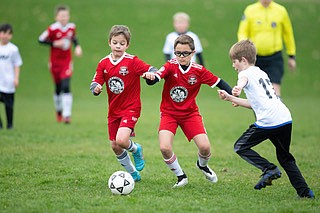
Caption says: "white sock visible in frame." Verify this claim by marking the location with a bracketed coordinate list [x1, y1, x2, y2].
[117, 150, 136, 174]
[127, 139, 137, 153]
[198, 153, 211, 167]
[53, 94, 62, 112]
[61, 93, 72, 118]
[164, 153, 184, 176]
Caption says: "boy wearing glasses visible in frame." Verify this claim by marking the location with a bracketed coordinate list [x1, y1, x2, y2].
[146, 34, 232, 187]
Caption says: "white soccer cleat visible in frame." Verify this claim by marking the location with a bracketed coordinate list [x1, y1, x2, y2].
[172, 173, 188, 188]
[196, 161, 218, 183]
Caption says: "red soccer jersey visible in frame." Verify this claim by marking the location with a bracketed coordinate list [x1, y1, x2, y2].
[39, 22, 76, 64]
[155, 59, 220, 116]
[92, 53, 152, 117]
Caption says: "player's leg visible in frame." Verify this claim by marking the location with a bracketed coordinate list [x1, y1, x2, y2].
[234, 124, 282, 189]
[0, 92, 3, 129]
[234, 124, 274, 170]
[60, 78, 72, 124]
[270, 123, 314, 198]
[53, 82, 63, 122]
[109, 119, 141, 181]
[1, 93, 14, 129]
[116, 126, 145, 172]
[159, 129, 187, 188]
[193, 134, 218, 183]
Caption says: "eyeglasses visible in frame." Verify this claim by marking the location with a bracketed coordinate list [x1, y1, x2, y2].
[174, 51, 193, 57]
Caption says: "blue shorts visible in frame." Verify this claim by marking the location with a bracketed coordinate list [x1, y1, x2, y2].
[256, 51, 284, 84]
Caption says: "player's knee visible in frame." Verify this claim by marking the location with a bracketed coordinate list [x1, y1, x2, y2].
[159, 144, 171, 156]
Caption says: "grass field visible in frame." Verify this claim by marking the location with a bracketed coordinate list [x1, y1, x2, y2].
[1, 0, 319, 212]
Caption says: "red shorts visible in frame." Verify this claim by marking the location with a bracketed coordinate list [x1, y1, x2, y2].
[49, 61, 73, 84]
[108, 114, 139, 141]
[159, 112, 206, 141]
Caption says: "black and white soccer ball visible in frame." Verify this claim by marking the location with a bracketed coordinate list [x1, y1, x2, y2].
[108, 171, 135, 195]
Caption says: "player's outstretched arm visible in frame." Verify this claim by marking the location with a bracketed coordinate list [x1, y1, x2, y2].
[143, 66, 160, 85]
[218, 90, 251, 109]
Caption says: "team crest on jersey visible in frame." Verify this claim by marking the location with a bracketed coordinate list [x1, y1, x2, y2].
[119, 66, 129, 76]
[188, 74, 197, 85]
[108, 77, 124, 94]
[170, 86, 188, 102]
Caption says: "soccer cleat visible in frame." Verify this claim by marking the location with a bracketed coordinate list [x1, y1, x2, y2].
[64, 117, 71, 124]
[56, 111, 63, 122]
[130, 171, 141, 182]
[299, 189, 315, 199]
[254, 166, 281, 190]
[196, 161, 218, 183]
[172, 173, 188, 188]
[132, 143, 145, 171]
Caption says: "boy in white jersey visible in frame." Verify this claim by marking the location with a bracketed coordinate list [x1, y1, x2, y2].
[163, 12, 204, 65]
[218, 40, 314, 198]
[0, 24, 23, 130]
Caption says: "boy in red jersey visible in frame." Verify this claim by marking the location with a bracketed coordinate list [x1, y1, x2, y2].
[146, 34, 232, 187]
[39, 5, 82, 124]
[90, 25, 157, 181]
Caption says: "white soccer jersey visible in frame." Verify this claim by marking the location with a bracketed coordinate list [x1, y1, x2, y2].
[163, 31, 203, 62]
[0, 42, 23, 93]
[239, 66, 292, 128]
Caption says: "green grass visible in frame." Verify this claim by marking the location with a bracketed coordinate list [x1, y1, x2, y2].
[1, 0, 319, 212]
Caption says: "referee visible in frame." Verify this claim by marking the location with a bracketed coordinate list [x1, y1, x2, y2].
[237, 0, 296, 97]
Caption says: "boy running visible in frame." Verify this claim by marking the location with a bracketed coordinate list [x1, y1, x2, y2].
[90, 25, 156, 181]
[218, 39, 314, 198]
[147, 34, 232, 187]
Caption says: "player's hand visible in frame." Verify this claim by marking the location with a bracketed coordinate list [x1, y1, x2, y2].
[218, 90, 229, 101]
[14, 78, 19, 88]
[288, 58, 296, 72]
[231, 102, 239, 107]
[75, 45, 83, 57]
[94, 84, 102, 94]
[142, 72, 155, 80]
[232, 86, 242, 97]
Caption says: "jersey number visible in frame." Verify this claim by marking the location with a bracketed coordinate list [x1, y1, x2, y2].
[259, 78, 276, 99]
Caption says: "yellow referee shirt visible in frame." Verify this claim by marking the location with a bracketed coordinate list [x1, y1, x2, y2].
[237, 1, 296, 57]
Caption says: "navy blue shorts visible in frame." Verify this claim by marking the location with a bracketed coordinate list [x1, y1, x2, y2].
[256, 51, 284, 84]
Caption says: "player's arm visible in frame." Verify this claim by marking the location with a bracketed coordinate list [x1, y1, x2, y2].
[196, 53, 204, 66]
[232, 76, 248, 97]
[218, 90, 251, 109]
[216, 79, 232, 95]
[164, 54, 171, 62]
[38, 30, 53, 46]
[237, 9, 249, 41]
[144, 66, 160, 85]
[72, 36, 83, 57]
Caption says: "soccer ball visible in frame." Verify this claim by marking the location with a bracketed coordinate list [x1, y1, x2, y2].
[108, 171, 135, 195]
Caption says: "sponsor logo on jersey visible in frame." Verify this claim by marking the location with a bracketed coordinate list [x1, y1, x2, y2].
[188, 74, 197, 85]
[108, 77, 124, 94]
[119, 66, 129, 76]
[170, 86, 188, 102]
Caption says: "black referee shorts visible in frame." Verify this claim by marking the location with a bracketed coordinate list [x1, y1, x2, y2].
[256, 51, 284, 84]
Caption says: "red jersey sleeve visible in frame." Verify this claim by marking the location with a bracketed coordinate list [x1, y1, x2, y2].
[92, 58, 107, 86]
[200, 67, 220, 87]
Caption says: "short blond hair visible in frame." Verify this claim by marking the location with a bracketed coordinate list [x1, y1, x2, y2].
[229, 40, 257, 64]
[173, 12, 190, 22]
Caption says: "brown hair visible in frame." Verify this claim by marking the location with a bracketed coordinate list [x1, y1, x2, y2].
[55, 5, 69, 16]
[229, 40, 256, 64]
[108, 25, 131, 45]
[174, 34, 195, 51]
